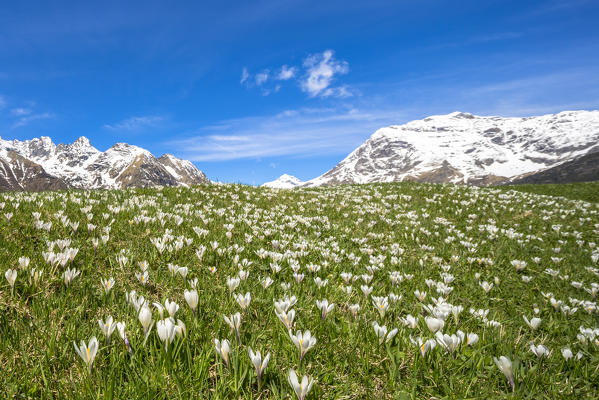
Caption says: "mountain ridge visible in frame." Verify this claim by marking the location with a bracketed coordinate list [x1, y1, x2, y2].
[0, 136, 209, 191]
[302, 110, 599, 187]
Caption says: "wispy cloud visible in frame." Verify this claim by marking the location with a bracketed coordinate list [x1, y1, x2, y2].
[103, 115, 164, 131]
[10, 107, 32, 116]
[464, 70, 599, 96]
[167, 106, 402, 162]
[240, 67, 249, 84]
[301, 50, 350, 98]
[255, 70, 269, 86]
[529, 0, 592, 15]
[11, 112, 54, 129]
[277, 65, 296, 80]
[469, 32, 522, 44]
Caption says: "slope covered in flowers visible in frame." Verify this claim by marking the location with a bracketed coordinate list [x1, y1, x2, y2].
[1, 182, 598, 399]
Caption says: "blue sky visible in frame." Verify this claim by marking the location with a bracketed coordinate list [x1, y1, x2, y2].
[1, 0, 598, 184]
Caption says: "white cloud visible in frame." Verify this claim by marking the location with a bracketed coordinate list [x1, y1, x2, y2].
[11, 112, 54, 129]
[167, 106, 403, 162]
[104, 115, 163, 131]
[277, 65, 297, 80]
[239, 50, 351, 97]
[301, 50, 350, 98]
[322, 85, 353, 98]
[261, 84, 280, 97]
[11, 108, 32, 116]
[240, 67, 249, 84]
[255, 70, 269, 86]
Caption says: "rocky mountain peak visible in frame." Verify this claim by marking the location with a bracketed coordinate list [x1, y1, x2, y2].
[262, 174, 303, 189]
[72, 136, 93, 148]
[0, 136, 209, 191]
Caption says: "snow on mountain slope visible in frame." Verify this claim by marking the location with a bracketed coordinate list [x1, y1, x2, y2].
[303, 110, 599, 187]
[0, 136, 209, 190]
[262, 174, 303, 189]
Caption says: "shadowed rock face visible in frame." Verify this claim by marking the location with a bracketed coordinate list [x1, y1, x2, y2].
[157, 154, 209, 187]
[510, 151, 599, 184]
[0, 136, 209, 191]
[0, 152, 69, 191]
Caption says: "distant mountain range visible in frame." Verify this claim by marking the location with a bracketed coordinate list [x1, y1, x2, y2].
[0, 136, 209, 191]
[293, 110, 599, 187]
[2, 110, 598, 191]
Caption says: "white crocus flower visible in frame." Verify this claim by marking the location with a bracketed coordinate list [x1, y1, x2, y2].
[248, 347, 270, 387]
[63, 267, 81, 286]
[156, 318, 176, 351]
[493, 356, 514, 391]
[451, 305, 463, 323]
[215, 338, 231, 367]
[261, 277, 273, 288]
[135, 270, 149, 286]
[561, 347, 573, 361]
[235, 292, 251, 310]
[349, 303, 360, 317]
[414, 290, 427, 302]
[288, 369, 315, 400]
[177, 266, 188, 279]
[98, 316, 116, 344]
[372, 296, 389, 318]
[116, 321, 132, 354]
[435, 331, 461, 353]
[189, 277, 199, 289]
[175, 319, 186, 338]
[275, 308, 296, 330]
[5, 269, 17, 295]
[401, 314, 419, 329]
[373, 321, 398, 344]
[152, 302, 165, 319]
[100, 277, 115, 294]
[466, 332, 479, 346]
[275, 296, 297, 313]
[360, 285, 373, 296]
[410, 336, 436, 357]
[523, 316, 542, 330]
[73, 336, 99, 375]
[425, 316, 445, 333]
[479, 281, 493, 293]
[164, 299, 179, 318]
[226, 276, 240, 292]
[184, 289, 199, 317]
[530, 343, 550, 358]
[289, 330, 317, 360]
[18, 256, 30, 269]
[29, 268, 43, 287]
[138, 305, 154, 337]
[316, 299, 334, 321]
[224, 312, 242, 341]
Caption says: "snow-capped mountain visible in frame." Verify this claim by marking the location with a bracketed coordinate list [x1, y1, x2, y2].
[0, 136, 209, 191]
[304, 110, 599, 187]
[261, 174, 303, 189]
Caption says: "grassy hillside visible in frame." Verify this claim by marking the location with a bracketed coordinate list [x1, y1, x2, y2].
[1, 182, 598, 399]
[504, 181, 599, 203]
